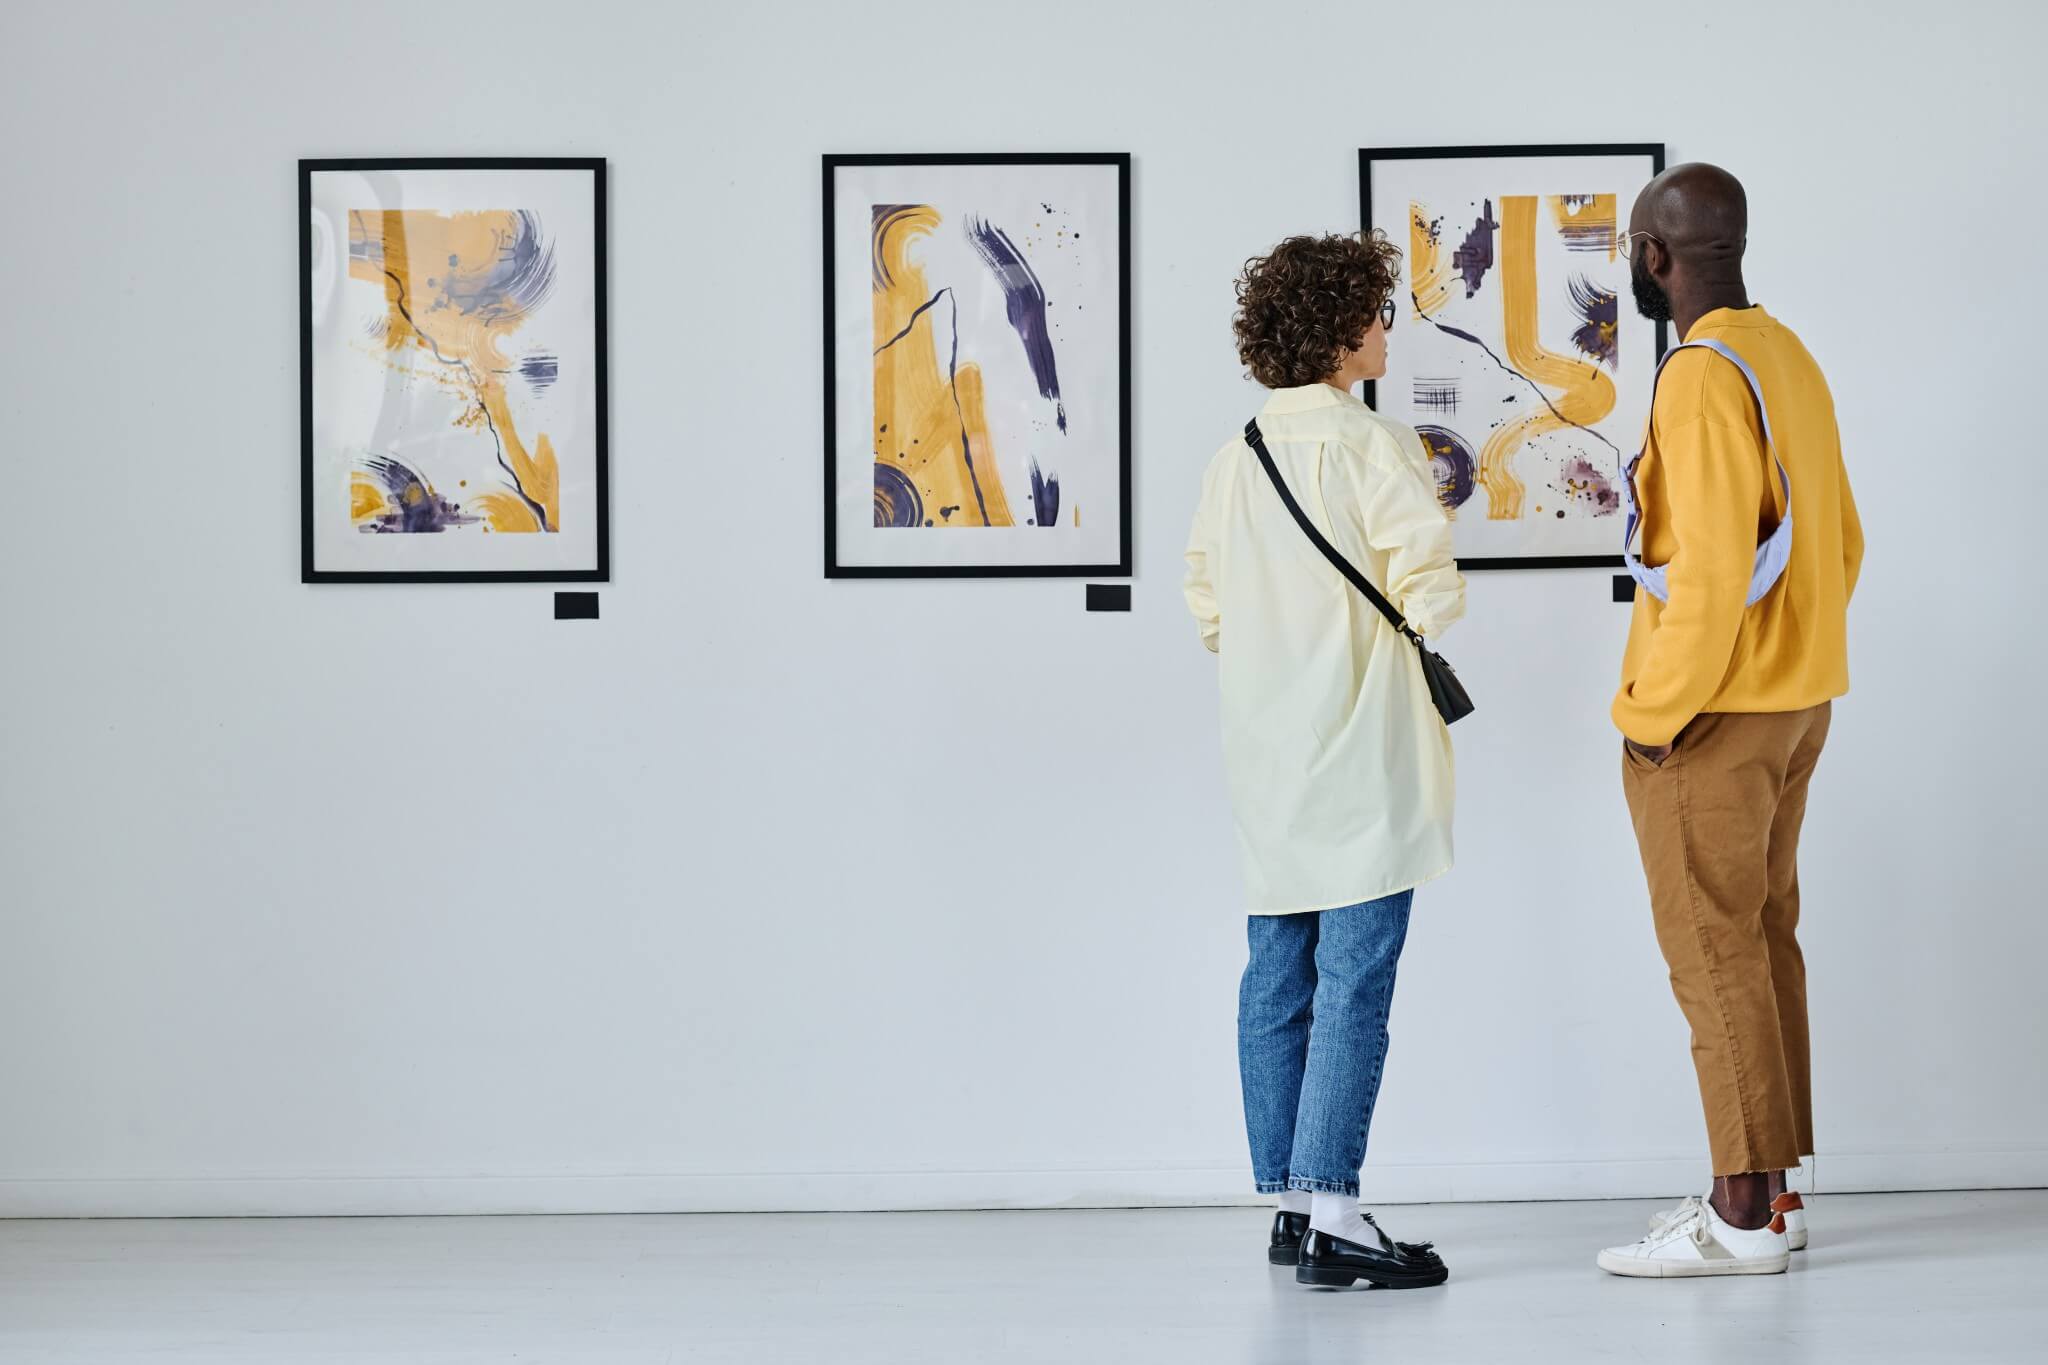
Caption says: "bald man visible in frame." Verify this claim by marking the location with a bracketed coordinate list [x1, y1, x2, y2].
[1595, 165, 1864, 1279]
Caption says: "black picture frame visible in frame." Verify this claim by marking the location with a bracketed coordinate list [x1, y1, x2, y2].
[1359, 143, 1666, 572]
[822, 152, 1133, 579]
[299, 157, 610, 584]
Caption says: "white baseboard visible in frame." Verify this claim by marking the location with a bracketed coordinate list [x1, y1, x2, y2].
[3, 1148, 2041, 1219]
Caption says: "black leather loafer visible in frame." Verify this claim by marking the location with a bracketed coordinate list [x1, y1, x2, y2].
[1296, 1213, 1449, 1289]
[1268, 1210, 1310, 1265]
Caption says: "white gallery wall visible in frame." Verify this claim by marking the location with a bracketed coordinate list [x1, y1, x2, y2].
[2, 0, 2043, 1217]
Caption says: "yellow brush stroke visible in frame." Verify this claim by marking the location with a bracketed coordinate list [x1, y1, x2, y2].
[349, 474, 388, 524]
[1479, 197, 1617, 521]
[872, 206, 1013, 527]
[469, 490, 543, 533]
[348, 210, 561, 532]
[478, 389, 559, 533]
[1410, 202, 1451, 319]
[1549, 193, 1618, 261]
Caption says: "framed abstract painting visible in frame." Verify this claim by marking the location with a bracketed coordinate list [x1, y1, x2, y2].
[300, 158, 608, 583]
[823, 153, 1131, 578]
[1361, 144, 1666, 570]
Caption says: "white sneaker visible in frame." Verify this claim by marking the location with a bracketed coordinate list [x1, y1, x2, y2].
[1773, 1192, 1809, 1251]
[1648, 1191, 1809, 1252]
[1599, 1196, 1790, 1277]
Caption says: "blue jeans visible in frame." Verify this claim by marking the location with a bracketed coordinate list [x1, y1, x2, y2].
[1238, 891, 1414, 1196]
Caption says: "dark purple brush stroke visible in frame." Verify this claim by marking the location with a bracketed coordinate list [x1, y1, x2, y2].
[359, 455, 477, 534]
[873, 461, 923, 528]
[1416, 425, 1476, 511]
[1029, 460, 1059, 529]
[518, 352, 559, 392]
[964, 217, 1066, 433]
[1452, 201, 1499, 298]
[1561, 455, 1621, 515]
[871, 204, 924, 290]
[446, 210, 556, 323]
[1413, 378, 1460, 413]
[1568, 276, 1620, 370]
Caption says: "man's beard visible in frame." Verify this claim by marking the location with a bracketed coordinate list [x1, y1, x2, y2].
[1631, 255, 1673, 321]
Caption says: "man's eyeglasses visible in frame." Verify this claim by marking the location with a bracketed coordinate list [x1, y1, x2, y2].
[1616, 230, 1663, 262]
[1376, 297, 1397, 329]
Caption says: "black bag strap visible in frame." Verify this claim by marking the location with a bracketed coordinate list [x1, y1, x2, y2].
[1243, 418, 1424, 646]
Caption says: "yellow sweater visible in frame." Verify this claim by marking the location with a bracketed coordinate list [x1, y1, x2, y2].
[1614, 307, 1863, 746]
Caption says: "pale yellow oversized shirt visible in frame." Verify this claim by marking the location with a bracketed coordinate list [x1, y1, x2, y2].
[1185, 385, 1466, 915]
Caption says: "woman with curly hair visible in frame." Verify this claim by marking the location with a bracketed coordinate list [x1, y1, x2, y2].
[1185, 232, 1465, 1290]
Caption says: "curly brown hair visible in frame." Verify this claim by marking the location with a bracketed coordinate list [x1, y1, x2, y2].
[1232, 232, 1402, 389]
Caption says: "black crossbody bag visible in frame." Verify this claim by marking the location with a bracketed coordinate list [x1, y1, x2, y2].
[1243, 418, 1475, 726]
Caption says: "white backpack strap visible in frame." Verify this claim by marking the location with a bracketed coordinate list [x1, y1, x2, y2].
[1625, 343, 1715, 563]
[1678, 338, 1792, 514]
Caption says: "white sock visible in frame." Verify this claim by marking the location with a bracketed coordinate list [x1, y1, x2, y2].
[1309, 1191, 1376, 1243]
[1277, 1190, 1311, 1216]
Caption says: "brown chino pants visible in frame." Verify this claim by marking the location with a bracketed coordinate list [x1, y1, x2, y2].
[1622, 703, 1832, 1177]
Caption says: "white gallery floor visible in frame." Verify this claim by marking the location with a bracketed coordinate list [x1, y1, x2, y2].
[1, 1190, 2041, 1363]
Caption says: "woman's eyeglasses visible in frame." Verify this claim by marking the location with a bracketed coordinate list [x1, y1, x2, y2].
[1377, 297, 1397, 329]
